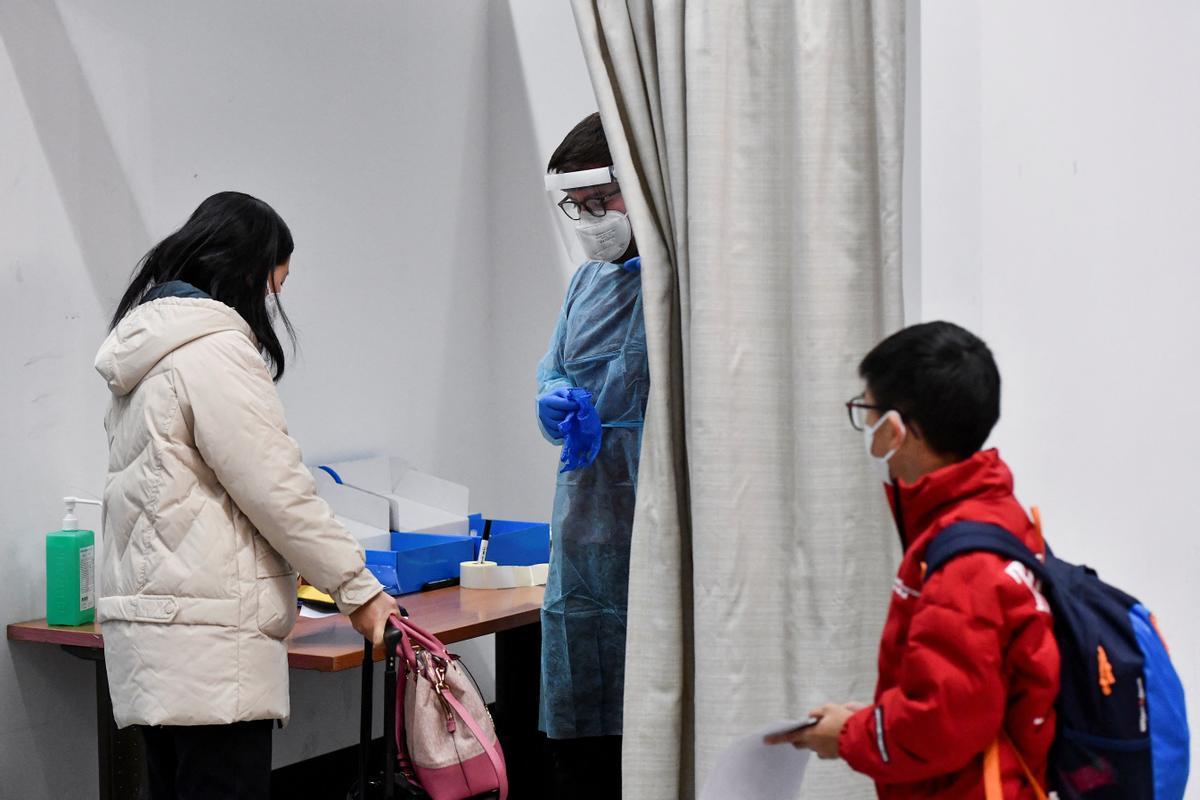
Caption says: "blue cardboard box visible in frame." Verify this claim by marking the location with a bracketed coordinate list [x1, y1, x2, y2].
[366, 532, 475, 595]
[366, 519, 551, 595]
[470, 517, 551, 566]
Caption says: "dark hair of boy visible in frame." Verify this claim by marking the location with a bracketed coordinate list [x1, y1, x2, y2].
[110, 191, 297, 382]
[547, 112, 612, 173]
[859, 321, 1001, 459]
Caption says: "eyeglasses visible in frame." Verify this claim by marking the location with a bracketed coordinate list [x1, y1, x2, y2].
[846, 393, 888, 431]
[557, 190, 622, 221]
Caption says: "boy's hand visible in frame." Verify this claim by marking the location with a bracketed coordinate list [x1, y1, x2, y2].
[764, 702, 865, 760]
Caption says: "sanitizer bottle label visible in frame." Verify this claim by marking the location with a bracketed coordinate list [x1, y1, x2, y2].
[79, 545, 95, 612]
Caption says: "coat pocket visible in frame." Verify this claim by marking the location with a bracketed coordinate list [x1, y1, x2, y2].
[252, 534, 297, 639]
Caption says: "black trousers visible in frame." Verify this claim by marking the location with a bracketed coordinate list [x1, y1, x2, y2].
[140, 720, 273, 800]
[546, 735, 622, 800]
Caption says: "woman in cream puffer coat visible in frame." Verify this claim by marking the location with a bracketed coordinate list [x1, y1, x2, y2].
[95, 192, 397, 799]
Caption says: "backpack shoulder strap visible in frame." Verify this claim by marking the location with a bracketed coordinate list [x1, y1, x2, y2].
[924, 521, 1047, 583]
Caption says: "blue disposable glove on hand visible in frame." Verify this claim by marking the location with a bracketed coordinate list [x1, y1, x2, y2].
[558, 388, 602, 473]
[538, 387, 580, 436]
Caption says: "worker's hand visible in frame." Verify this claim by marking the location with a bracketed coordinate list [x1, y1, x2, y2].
[348, 590, 400, 645]
[537, 387, 581, 433]
[763, 702, 864, 760]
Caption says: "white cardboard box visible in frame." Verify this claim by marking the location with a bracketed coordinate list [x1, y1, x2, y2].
[309, 456, 471, 550]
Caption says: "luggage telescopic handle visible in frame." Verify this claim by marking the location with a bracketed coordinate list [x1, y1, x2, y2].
[385, 617, 405, 655]
[359, 637, 374, 798]
[381, 607, 407, 800]
[357, 605, 409, 800]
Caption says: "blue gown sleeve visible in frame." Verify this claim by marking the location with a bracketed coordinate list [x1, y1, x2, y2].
[535, 268, 584, 443]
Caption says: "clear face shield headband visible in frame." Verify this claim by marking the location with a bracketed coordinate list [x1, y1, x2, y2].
[545, 166, 632, 264]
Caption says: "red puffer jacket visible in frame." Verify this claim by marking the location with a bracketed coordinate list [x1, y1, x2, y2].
[840, 449, 1059, 799]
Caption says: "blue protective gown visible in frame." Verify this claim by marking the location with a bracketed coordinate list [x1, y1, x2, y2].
[536, 259, 648, 739]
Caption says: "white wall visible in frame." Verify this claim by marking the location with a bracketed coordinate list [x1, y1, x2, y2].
[499, 0, 597, 277]
[485, 0, 596, 526]
[0, 6, 112, 796]
[909, 0, 982, 328]
[0, 1, 591, 796]
[918, 0, 1200, 787]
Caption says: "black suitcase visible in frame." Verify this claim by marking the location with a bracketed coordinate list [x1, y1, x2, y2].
[347, 612, 428, 800]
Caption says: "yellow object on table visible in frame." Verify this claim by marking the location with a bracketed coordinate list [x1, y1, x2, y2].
[297, 584, 338, 612]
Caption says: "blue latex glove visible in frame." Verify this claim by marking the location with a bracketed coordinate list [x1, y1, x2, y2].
[558, 388, 602, 473]
[538, 387, 581, 436]
[622, 256, 641, 274]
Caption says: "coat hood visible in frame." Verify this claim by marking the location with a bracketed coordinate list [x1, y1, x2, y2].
[95, 296, 253, 397]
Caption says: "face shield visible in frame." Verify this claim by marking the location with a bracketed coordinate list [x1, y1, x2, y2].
[545, 166, 633, 264]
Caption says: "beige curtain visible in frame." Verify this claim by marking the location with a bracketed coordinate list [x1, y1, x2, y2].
[570, 2, 906, 797]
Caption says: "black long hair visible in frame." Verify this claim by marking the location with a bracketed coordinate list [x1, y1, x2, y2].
[110, 191, 297, 381]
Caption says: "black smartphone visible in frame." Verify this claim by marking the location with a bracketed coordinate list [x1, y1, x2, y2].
[765, 716, 821, 739]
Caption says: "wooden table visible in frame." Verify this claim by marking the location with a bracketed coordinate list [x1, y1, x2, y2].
[7, 586, 545, 799]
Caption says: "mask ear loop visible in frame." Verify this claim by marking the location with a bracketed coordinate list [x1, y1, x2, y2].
[870, 410, 907, 462]
[877, 412, 909, 546]
[884, 413, 906, 461]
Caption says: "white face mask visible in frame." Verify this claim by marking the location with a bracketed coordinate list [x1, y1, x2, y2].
[574, 209, 632, 263]
[265, 291, 281, 322]
[863, 410, 905, 483]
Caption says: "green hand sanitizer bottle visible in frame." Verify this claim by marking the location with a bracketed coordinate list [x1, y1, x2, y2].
[46, 497, 100, 626]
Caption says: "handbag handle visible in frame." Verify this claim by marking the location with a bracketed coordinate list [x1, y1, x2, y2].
[388, 615, 418, 667]
[388, 613, 451, 661]
[432, 681, 509, 800]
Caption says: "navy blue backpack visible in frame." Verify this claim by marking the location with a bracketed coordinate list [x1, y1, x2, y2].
[925, 520, 1190, 799]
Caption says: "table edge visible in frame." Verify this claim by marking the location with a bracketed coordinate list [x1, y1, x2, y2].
[11, 606, 542, 673]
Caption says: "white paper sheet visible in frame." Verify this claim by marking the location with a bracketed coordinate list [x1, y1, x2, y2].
[699, 721, 811, 800]
[298, 605, 338, 619]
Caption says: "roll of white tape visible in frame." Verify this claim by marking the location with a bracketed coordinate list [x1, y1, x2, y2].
[459, 561, 550, 590]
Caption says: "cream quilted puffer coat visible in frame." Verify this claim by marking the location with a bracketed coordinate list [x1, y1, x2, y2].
[94, 293, 381, 728]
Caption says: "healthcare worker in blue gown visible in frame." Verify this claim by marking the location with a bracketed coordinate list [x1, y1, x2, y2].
[535, 112, 648, 800]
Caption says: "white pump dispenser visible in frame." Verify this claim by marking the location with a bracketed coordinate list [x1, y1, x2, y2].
[63, 497, 102, 531]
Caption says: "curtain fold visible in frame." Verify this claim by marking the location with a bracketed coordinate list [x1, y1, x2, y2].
[571, 2, 905, 796]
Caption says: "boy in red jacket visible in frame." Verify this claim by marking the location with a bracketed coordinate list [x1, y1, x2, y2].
[767, 321, 1059, 799]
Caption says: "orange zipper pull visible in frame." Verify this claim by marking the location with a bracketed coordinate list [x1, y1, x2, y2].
[1030, 506, 1046, 556]
[1098, 645, 1116, 696]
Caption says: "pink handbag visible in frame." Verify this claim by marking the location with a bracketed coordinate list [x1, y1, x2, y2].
[389, 614, 508, 800]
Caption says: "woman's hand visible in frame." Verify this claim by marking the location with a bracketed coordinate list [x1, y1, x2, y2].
[348, 590, 401, 644]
